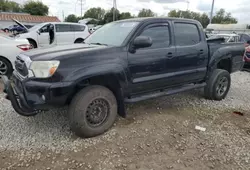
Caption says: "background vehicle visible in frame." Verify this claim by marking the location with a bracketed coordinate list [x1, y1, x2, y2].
[3, 17, 245, 138]
[13, 19, 89, 48]
[208, 33, 240, 43]
[0, 34, 32, 77]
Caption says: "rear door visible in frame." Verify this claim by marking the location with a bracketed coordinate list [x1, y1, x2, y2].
[72, 24, 88, 40]
[55, 24, 74, 45]
[172, 22, 208, 84]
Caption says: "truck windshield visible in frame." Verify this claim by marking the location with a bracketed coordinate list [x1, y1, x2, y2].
[84, 21, 139, 46]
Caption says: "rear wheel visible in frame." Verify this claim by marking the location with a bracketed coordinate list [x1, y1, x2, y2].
[69, 85, 117, 138]
[0, 57, 13, 77]
[74, 38, 84, 43]
[204, 69, 231, 100]
[28, 39, 37, 48]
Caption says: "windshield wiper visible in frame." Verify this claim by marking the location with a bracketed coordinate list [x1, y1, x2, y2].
[89, 42, 108, 46]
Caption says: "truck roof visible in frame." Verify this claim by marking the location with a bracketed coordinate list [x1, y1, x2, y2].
[116, 17, 199, 23]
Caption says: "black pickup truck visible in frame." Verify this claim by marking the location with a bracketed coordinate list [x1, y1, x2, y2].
[2, 17, 245, 138]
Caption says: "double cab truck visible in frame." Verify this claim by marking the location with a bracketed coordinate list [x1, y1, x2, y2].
[2, 17, 245, 138]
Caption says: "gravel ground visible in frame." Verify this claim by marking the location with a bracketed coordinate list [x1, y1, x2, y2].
[0, 71, 250, 169]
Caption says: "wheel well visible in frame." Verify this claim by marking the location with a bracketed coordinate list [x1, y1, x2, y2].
[217, 58, 232, 73]
[68, 75, 126, 117]
[27, 38, 37, 48]
[0, 56, 13, 70]
[74, 38, 84, 43]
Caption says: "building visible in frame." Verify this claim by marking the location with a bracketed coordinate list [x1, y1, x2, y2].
[0, 12, 60, 29]
[206, 24, 250, 34]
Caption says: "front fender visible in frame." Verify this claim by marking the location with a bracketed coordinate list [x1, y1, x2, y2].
[64, 62, 128, 89]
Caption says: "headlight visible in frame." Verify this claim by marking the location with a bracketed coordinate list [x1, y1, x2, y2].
[29, 60, 60, 78]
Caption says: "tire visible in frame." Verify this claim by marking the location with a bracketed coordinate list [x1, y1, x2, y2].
[0, 57, 13, 77]
[204, 69, 231, 100]
[28, 39, 37, 48]
[74, 38, 84, 43]
[69, 85, 117, 138]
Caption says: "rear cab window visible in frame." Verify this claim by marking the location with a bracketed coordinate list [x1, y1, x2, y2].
[174, 22, 201, 46]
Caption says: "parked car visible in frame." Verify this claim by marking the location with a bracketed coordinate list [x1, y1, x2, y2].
[208, 34, 240, 43]
[238, 33, 250, 44]
[244, 40, 250, 67]
[2, 17, 245, 138]
[12, 19, 90, 48]
[89, 25, 102, 33]
[0, 34, 32, 77]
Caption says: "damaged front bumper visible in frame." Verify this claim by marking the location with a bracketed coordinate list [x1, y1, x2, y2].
[2, 75, 38, 116]
[2, 71, 75, 117]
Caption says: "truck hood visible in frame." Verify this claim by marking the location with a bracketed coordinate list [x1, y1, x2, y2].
[12, 19, 29, 32]
[23, 43, 112, 61]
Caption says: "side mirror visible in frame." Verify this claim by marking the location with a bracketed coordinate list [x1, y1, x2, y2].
[133, 36, 152, 49]
[37, 30, 40, 35]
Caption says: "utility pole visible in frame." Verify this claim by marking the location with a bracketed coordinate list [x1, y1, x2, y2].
[81, 0, 83, 17]
[209, 0, 215, 24]
[113, 0, 117, 21]
[186, 0, 189, 11]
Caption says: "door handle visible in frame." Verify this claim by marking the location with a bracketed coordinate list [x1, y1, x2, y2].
[199, 49, 204, 54]
[166, 52, 173, 58]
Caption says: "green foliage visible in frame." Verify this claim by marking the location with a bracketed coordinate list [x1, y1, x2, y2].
[138, 8, 156, 17]
[0, 0, 22, 12]
[23, 1, 49, 16]
[168, 8, 237, 28]
[212, 9, 237, 24]
[64, 14, 78, 22]
[119, 12, 133, 20]
[83, 7, 105, 21]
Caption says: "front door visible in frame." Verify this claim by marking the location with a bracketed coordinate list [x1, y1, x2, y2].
[37, 24, 51, 47]
[128, 22, 176, 94]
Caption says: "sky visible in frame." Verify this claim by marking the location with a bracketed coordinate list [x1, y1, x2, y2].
[14, 0, 249, 23]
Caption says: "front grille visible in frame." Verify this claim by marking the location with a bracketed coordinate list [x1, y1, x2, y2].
[15, 56, 28, 77]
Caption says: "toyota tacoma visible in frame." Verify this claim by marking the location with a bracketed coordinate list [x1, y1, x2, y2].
[2, 17, 245, 138]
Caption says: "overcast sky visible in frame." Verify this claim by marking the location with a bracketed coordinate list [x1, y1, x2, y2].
[16, 0, 249, 23]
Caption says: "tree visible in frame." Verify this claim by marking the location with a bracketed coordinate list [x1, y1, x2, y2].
[138, 8, 156, 17]
[119, 12, 133, 20]
[103, 8, 120, 24]
[64, 14, 78, 22]
[0, 0, 22, 12]
[168, 10, 210, 28]
[23, 1, 49, 16]
[212, 9, 237, 24]
[83, 7, 105, 21]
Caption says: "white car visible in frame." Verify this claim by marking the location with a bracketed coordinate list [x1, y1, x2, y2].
[13, 19, 90, 48]
[208, 34, 240, 43]
[0, 34, 32, 76]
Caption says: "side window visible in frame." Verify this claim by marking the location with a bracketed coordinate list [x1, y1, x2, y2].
[39, 24, 49, 33]
[55, 24, 72, 32]
[72, 25, 85, 32]
[241, 34, 250, 42]
[174, 23, 200, 46]
[139, 24, 170, 49]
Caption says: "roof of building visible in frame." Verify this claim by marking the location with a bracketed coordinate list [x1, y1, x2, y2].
[0, 12, 60, 23]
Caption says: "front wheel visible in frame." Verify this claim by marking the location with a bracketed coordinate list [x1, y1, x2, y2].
[204, 69, 231, 100]
[69, 85, 117, 138]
